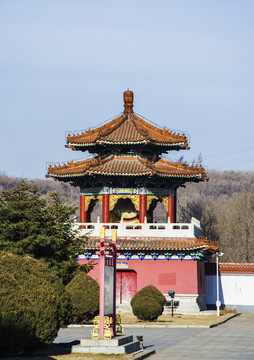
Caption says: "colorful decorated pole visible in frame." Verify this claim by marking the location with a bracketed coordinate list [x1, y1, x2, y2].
[111, 229, 117, 335]
[97, 228, 119, 339]
[99, 227, 105, 339]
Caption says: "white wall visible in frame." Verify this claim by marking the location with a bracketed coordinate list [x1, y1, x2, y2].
[205, 274, 254, 313]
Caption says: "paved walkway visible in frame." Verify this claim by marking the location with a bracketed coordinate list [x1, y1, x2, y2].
[54, 314, 254, 359]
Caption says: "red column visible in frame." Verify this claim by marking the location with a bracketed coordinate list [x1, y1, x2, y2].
[168, 192, 176, 223]
[102, 193, 110, 223]
[139, 194, 147, 223]
[174, 190, 177, 223]
[80, 194, 86, 223]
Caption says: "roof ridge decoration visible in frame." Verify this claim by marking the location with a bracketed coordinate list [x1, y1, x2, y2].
[130, 113, 149, 140]
[97, 114, 127, 139]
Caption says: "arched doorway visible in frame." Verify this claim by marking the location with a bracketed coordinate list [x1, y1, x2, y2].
[116, 270, 137, 304]
[110, 198, 138, 223]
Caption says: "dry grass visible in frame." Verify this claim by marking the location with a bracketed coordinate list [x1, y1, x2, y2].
[2, 354, 129, 360]
[120, 311, 236, 326]
[220, 307, 237, 316]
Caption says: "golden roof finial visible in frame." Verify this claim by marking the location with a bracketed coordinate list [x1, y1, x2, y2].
[123, 90, 134, 114]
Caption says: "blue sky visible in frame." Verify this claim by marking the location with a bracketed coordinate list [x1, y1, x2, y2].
[1, 0, 254, 179]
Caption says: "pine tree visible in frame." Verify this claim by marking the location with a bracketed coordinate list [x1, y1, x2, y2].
[0, 180, 90, 284]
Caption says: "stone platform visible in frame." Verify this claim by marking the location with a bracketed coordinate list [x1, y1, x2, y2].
[72, 335, 141, 355]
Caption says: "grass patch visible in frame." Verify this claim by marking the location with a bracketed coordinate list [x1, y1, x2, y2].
[120, 311, 235, 326]
[1, 355, 129, 360]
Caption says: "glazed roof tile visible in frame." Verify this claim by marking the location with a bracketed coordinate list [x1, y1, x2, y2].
[206, 263, 254, 274]
[47, 154, 207, 180]
[85, 236, 218, 252]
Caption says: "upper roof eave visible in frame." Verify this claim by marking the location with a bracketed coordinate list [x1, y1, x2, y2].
[65, 93, 190, 150]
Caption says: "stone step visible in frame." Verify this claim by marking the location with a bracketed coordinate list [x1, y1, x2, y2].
[131, 349, 156, 360]
[124, 340, 141, 354]
[72, 336, 140, 355]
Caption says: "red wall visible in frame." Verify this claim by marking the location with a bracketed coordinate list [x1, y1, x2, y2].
[79, 258, 203, 295]
[129, 260, 199, 294]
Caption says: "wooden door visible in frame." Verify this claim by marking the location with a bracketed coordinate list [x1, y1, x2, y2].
[116, 270, 137, 304]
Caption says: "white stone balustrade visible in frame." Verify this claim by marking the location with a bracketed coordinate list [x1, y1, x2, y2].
[74, 217, 201, 239]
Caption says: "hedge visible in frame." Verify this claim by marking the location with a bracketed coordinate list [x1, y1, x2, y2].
[0, 269, 37, 355]
[66, 272, 99, 323]
[0, 252, 73, 354]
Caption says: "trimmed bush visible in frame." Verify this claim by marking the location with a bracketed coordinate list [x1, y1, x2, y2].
[66, 272, 99, 323]
[0, 269, 37, 356]
[132, 296, 163, 321]
[130, 285, 166, 322]
[0, 252, 72, 351]
[130, 285, 166, 308]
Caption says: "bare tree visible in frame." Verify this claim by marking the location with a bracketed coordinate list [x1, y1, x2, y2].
[178, 194, 219, 242]
[216, 192, 254, 263]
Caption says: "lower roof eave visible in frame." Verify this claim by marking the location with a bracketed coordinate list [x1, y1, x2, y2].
[47, 172, 204, 180]
[83, 237, 218, 253]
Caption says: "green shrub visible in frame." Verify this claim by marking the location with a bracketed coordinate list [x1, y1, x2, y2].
[0, 269, 37, 356]
[132, 296, 163, 321]
[0, 252, 72, 350]
[66, 272, 99, 323]
[130, 285, 166, 308]
[130, 285, 166, 322]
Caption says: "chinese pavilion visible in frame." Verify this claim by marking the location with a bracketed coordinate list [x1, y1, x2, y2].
[46, 90, 218, 313]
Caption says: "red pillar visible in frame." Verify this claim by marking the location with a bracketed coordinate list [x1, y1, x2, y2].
[168, 191, 176, 223]
[102, 193, 110, 223]
[139, 194, 147, 223]
[80, 194, 86, 223]
[174, 190, 177, 223]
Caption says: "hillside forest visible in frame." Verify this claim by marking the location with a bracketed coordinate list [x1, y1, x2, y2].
[1, 170, 254, 263]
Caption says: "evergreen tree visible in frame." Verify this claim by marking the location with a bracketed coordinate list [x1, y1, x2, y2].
[0, 180, 90, 284]
[0, 252, 73, 354]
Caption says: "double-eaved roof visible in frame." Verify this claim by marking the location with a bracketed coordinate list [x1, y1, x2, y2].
[46, 90, 207, 185]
